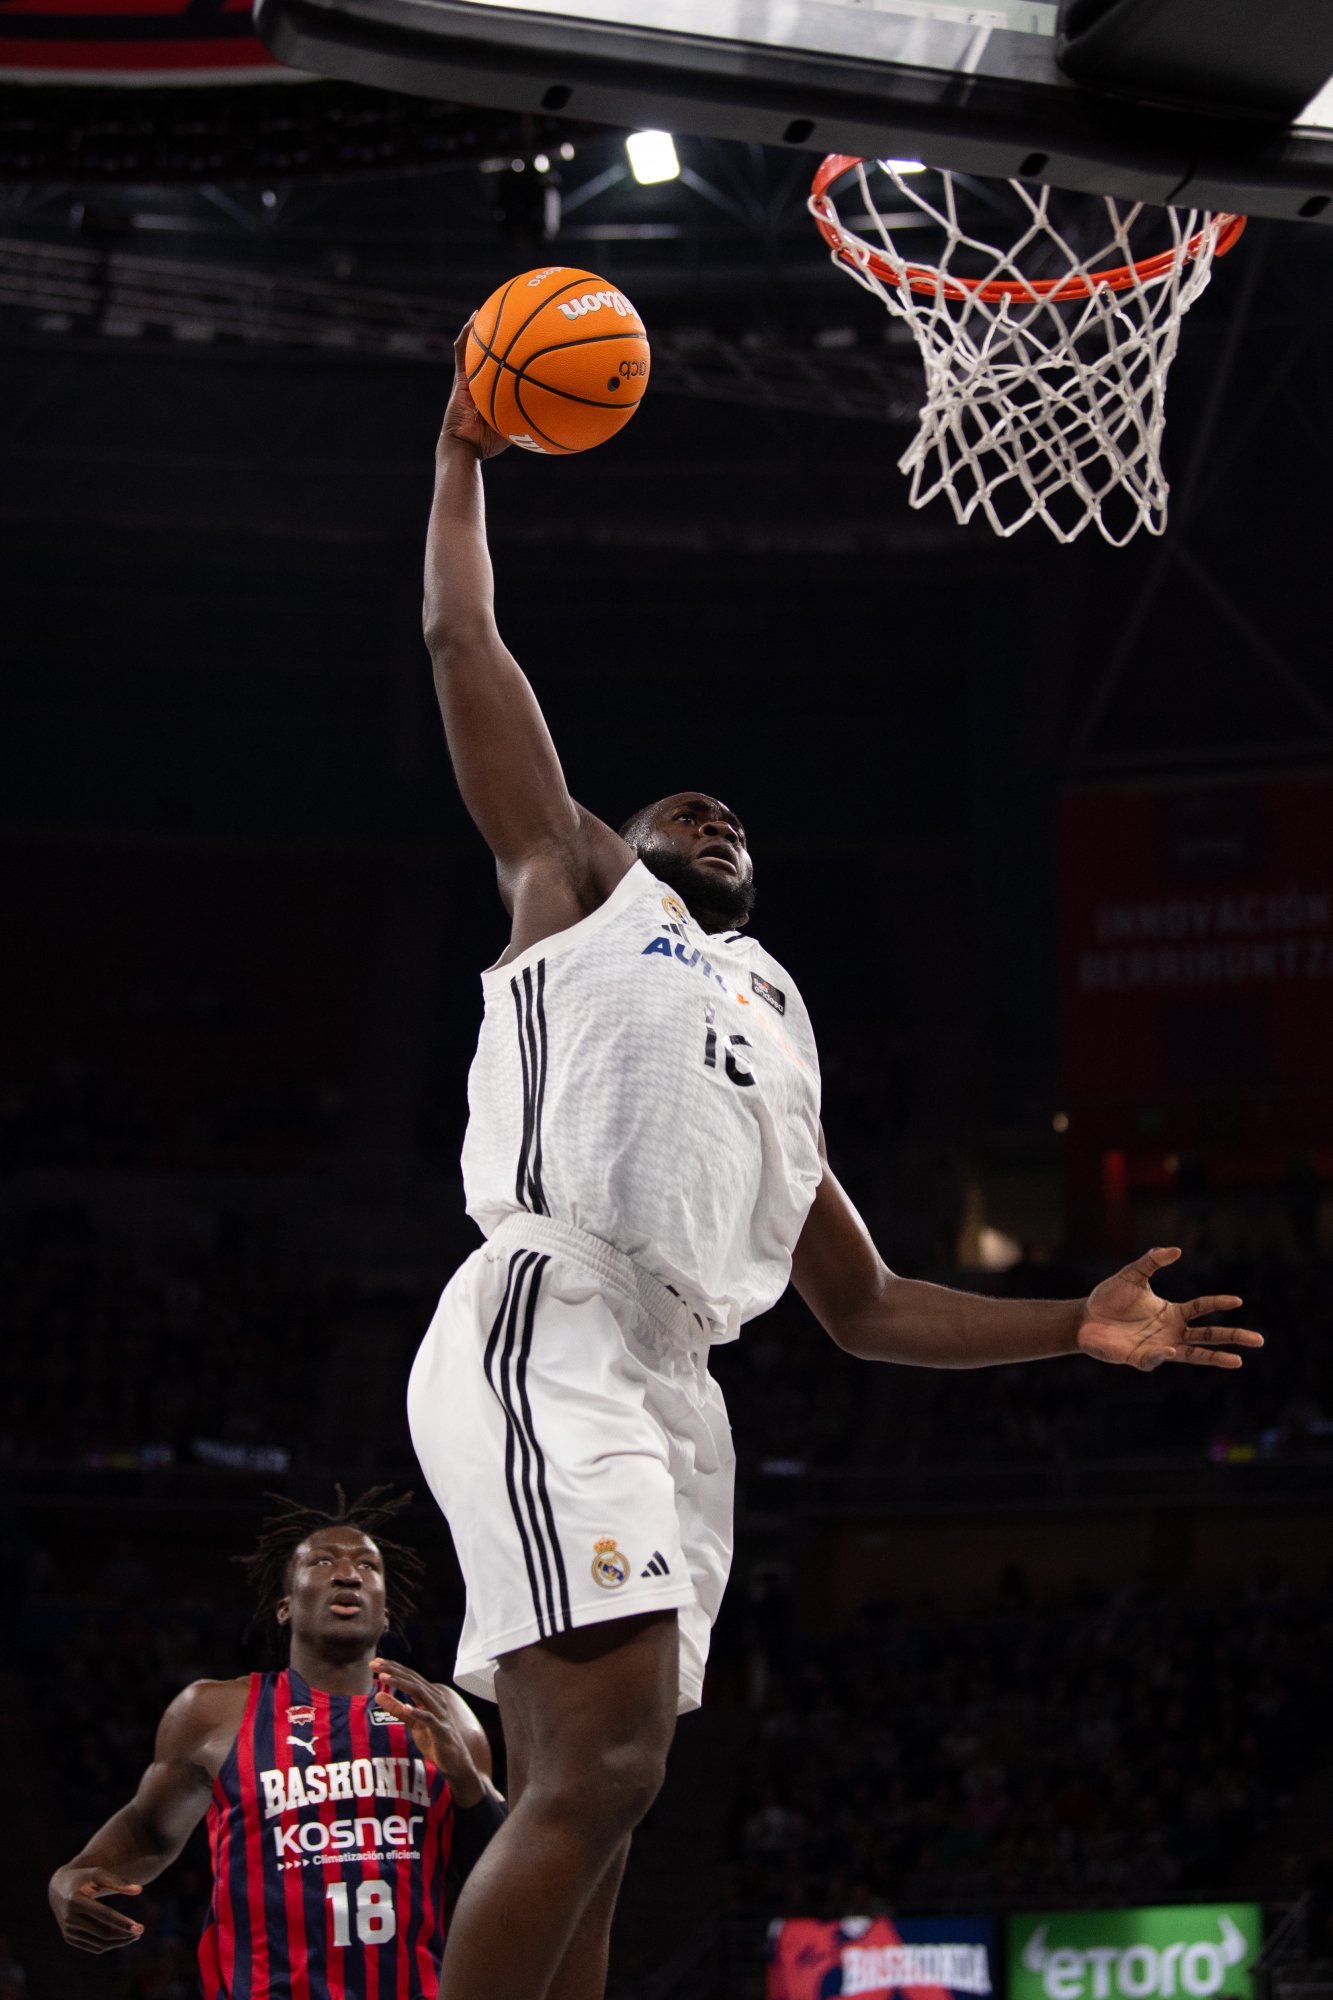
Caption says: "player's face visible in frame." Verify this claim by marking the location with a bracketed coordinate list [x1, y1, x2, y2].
[637, 793, 755, 922]
[277, 1528, 389, 1649]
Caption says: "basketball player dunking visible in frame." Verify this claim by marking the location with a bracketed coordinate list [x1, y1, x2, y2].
[49, 1489, 506, 1999]
[407, 322, 1264, 2000]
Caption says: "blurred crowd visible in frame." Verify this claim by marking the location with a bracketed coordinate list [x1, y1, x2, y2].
[0, 1201, 475, 1476]
[727, 1568, 1329, 1916]
[2, 1204, 347, 1472]
[5, 1193, 1332, 1477]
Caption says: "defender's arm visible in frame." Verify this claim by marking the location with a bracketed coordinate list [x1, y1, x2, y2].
[49, 1681, 225, 1952]
[368, 1658, 508, 1882]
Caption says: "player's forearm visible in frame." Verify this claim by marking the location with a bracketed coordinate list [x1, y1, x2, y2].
[62, 1804, 178, 1885]
[423, 432, 498, 656]
[843, 1275, 1086, 1367]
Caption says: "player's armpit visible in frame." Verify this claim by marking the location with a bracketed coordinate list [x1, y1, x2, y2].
[494, 825, 635, 958]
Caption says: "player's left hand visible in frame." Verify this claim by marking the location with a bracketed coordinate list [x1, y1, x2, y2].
[1077, 1245, 1264, 1372]
[368, 1657, 486, 1805]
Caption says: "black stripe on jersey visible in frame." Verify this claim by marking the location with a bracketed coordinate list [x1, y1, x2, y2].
[483, 1250, 570, 1639]
[510, 962, 550, 1215]
[528, 960, 550, 1215]
[483, 1252, 546, 1634]
[510, 976, 534, 1210]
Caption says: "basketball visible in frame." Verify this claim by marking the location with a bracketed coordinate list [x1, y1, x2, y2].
[465, 265, 650, 456]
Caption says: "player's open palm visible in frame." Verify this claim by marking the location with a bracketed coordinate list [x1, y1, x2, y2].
[443, 320, 510, 461]
[370, 1656, 485, 1804]
[49, 1867, 145, 1953]
[1077, 1244, 1263, 1371]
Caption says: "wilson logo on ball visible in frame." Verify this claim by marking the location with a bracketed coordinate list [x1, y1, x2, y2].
[556, 289, 634, 320]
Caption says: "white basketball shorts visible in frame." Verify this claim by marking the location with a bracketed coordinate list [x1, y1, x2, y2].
[407, 1212, 736, 1714]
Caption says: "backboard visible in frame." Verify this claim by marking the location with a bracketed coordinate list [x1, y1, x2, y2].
[254, 0, 1333, 224]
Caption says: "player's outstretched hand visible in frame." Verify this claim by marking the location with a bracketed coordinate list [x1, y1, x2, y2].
[370, 1656, 486, 1805]
[1077, 1245, 1265, 1372]
[442, 319, 510, 462]
[49, 1867, 145, 1953]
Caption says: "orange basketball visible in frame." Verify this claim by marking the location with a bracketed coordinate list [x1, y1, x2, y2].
[465, 265, 650, 456]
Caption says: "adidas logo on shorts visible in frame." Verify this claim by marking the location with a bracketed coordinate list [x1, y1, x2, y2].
[640, 1551, 670, 1579]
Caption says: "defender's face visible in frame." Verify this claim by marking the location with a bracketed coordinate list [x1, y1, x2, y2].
[277, 1527, 389, 1648]
[641, 794, 753, 895]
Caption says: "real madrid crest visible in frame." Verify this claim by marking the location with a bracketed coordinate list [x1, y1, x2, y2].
[660, 894, 689, 927]
[591, 1536, 629, 1589]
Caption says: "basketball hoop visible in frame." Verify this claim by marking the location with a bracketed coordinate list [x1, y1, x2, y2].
[809, 156, 1246, 546]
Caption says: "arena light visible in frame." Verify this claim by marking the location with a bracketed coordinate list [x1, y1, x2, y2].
[883, 157, 928, 174]
[626, 130, 680, 184]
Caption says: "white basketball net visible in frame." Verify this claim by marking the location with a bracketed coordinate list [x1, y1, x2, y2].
[810, 161, 1243, 546]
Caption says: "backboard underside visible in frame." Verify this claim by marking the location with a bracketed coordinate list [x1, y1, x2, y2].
[255, 0, 1333, 224]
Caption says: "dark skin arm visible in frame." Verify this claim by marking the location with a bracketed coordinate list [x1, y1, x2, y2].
[425, 322, 631, 960]
[49, 1678, 245, 1954]
[369, 1658, 500, 1809]
[792, 1129, 1264, 1370]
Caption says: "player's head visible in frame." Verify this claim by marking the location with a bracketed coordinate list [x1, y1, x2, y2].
[619, 793, 755, 930]
[237, 1485, 424, 1658]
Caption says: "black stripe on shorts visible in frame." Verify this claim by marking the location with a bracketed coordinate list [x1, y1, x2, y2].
[482, 1249, 570, 1639]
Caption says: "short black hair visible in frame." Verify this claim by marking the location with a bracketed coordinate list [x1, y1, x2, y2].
[235, 1484, 424, 1639]
[618, 803, 660, 846]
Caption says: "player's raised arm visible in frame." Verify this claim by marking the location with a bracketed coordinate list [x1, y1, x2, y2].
[426, 322, 600, 900]
[48, 1680, 229, 1953]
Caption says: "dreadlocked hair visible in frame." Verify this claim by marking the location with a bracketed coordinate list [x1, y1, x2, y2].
[235, 1485, 426, 1648]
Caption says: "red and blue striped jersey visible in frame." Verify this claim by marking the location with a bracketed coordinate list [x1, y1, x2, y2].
[199, 1668, 453, 2000]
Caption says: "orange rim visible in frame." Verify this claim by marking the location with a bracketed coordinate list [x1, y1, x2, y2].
[809, 153, 1247, 303]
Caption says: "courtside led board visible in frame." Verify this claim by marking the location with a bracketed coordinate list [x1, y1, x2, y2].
[1009, 1907, 1263, 2000]
[769, 1914, 998, 2000]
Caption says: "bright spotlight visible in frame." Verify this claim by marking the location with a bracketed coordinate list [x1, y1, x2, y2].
[882, 157, 928, 174]
[626, 130, 680, 185]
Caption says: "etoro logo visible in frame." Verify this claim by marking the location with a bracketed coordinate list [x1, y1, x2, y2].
[1011, 1910, 1260, 2000]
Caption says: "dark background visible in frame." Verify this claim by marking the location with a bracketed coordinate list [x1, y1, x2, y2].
[1, 28, 1332, 2000]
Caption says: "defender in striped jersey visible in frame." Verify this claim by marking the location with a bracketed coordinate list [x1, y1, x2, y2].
[414, 320, 1263, 2000]
[49, 1489, 505, 1998]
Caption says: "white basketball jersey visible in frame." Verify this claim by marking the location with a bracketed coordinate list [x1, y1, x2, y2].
[461, 860, 822, 1340]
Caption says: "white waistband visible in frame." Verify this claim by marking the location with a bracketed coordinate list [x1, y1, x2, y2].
[486, 1212, 704, 1353]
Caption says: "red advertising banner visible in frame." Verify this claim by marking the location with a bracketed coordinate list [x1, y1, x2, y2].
[1059, 774, 1333, 1115]
[0, 1, 285, 81]
[768, 1915, 996, 2000]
